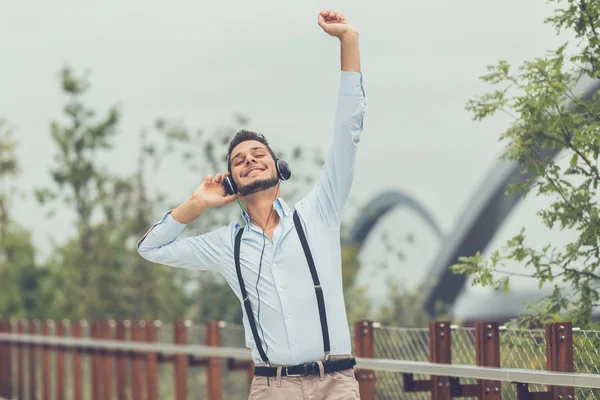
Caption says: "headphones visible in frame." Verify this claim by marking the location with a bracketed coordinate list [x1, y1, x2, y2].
[223, 158, 292, 196]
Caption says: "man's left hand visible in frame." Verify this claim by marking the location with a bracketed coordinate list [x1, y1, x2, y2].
[318, 10, 358, 39]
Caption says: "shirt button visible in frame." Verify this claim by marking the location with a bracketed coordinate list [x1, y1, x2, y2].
[272, 263, 276, 268]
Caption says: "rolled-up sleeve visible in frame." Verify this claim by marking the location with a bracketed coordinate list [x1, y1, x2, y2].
[302, 71, 366, 227]
[137, 211, 224, 271]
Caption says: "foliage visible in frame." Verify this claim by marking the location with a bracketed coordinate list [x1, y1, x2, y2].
[375, 280, 453, 328]
[451, 0, 600, 328]
[35, 67, 190, 320]
[0, 120, 48, 318]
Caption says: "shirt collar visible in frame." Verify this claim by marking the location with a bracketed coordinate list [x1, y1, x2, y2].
[240, 197, 291, 226]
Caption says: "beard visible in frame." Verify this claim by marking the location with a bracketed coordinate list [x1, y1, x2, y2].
[238, 176, 279, 196]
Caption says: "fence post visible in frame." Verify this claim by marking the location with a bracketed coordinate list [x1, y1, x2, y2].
[102, 320, 114, 400]
[0, 320, 11, 399]
[55, 319, 66, 400]
[0, 320, 5, 398]
[91, 321, 102, 400]
[90, 321, 97, 400]
[116, 320, 128, 400]
[546, 322, 574, 399]
[475, 322, 501, 398]
[353, 320, 375, 400]
[0, 321, 3, 398]
[16, 320, 24, 400]
[8, 319, 15, 399]
[28, 320, 38, 400]
[41, 320, 51, 400]
[174, 320, 189, 400]
[146, 320, 159, 400]
[446, 322, 501, 399]
[131, 320, 144, 400]
[514, 322, 575, 399]
[0, 320, 4, 398]
[71, 320, 84, 400]
[429, 321, 451, 400]
[206, 320, 222, 400]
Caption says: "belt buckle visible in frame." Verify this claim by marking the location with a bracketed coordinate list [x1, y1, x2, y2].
[285, 364, 303, 377]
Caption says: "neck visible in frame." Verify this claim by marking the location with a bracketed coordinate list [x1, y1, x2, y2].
[243, 186, 281, 229]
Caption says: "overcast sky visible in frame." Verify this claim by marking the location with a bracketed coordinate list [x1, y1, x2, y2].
[1, 1, 577, 318]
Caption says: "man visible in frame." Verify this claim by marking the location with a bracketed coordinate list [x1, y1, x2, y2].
[138, 9, 365, 399]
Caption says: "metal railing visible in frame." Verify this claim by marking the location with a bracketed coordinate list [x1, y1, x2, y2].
[1, 320, 600, 399]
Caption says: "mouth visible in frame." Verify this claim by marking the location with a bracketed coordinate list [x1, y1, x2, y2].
[243, 167, 266, 178]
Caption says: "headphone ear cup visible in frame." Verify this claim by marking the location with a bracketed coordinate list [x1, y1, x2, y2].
[276, 159, 291, 181]
[223, 176, 238, 195]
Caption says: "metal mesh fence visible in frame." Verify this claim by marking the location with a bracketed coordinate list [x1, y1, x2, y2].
[499, 328, 547, 399]
[371, 324, 600, 400]
[451, 327, 477, 394]
[373, 325, 429, 400]
[574, 330, 600, 400]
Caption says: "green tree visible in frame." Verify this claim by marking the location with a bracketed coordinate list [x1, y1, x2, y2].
[451, 0, 600, 328]
[0, 120, 48, 318]
[375, 281, 453, 328]
[38, 67, 190, 320]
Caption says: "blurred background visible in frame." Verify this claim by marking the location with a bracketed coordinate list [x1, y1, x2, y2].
[6, 2, 600, 399]
[0, 0, 584, 332]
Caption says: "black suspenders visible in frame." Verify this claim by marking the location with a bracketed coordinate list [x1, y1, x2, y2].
[234, 210, 330, 365]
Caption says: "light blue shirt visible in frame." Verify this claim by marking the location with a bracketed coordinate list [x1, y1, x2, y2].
[137, 71, 366, 365]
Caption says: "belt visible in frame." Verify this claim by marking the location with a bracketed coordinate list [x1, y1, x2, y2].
[253, 357, 356, 377]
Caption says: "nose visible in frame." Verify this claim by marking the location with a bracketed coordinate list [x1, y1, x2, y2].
[245, 155, 256, 165]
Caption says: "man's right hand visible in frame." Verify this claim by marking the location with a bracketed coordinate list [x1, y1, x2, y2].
[171, 172, 238, 224]
[192, 172, 238, 209]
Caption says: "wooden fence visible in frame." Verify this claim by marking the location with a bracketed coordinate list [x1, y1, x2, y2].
[0, 319, 583, 399]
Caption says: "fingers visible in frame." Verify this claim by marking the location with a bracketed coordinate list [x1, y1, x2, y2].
[318, 14, 326, 27]
[319, 10, 345, 23]
[224, 193, 238, 204]
[204, 173, 227, 184]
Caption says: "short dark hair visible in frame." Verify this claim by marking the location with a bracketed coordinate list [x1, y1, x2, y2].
[227, 129, 277, 174]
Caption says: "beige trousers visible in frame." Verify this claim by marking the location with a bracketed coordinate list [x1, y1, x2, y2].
[248, 355, 361, 400]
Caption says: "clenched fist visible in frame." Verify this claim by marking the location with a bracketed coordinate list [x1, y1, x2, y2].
[318, 10, 358, 39]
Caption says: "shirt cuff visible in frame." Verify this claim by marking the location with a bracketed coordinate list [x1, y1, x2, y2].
[339, 71, 364, 96]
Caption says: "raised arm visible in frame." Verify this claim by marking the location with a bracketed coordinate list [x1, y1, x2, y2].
[301, 10, 366, 227]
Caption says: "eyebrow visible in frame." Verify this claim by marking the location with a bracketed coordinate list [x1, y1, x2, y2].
[231, 147, 267, 163]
